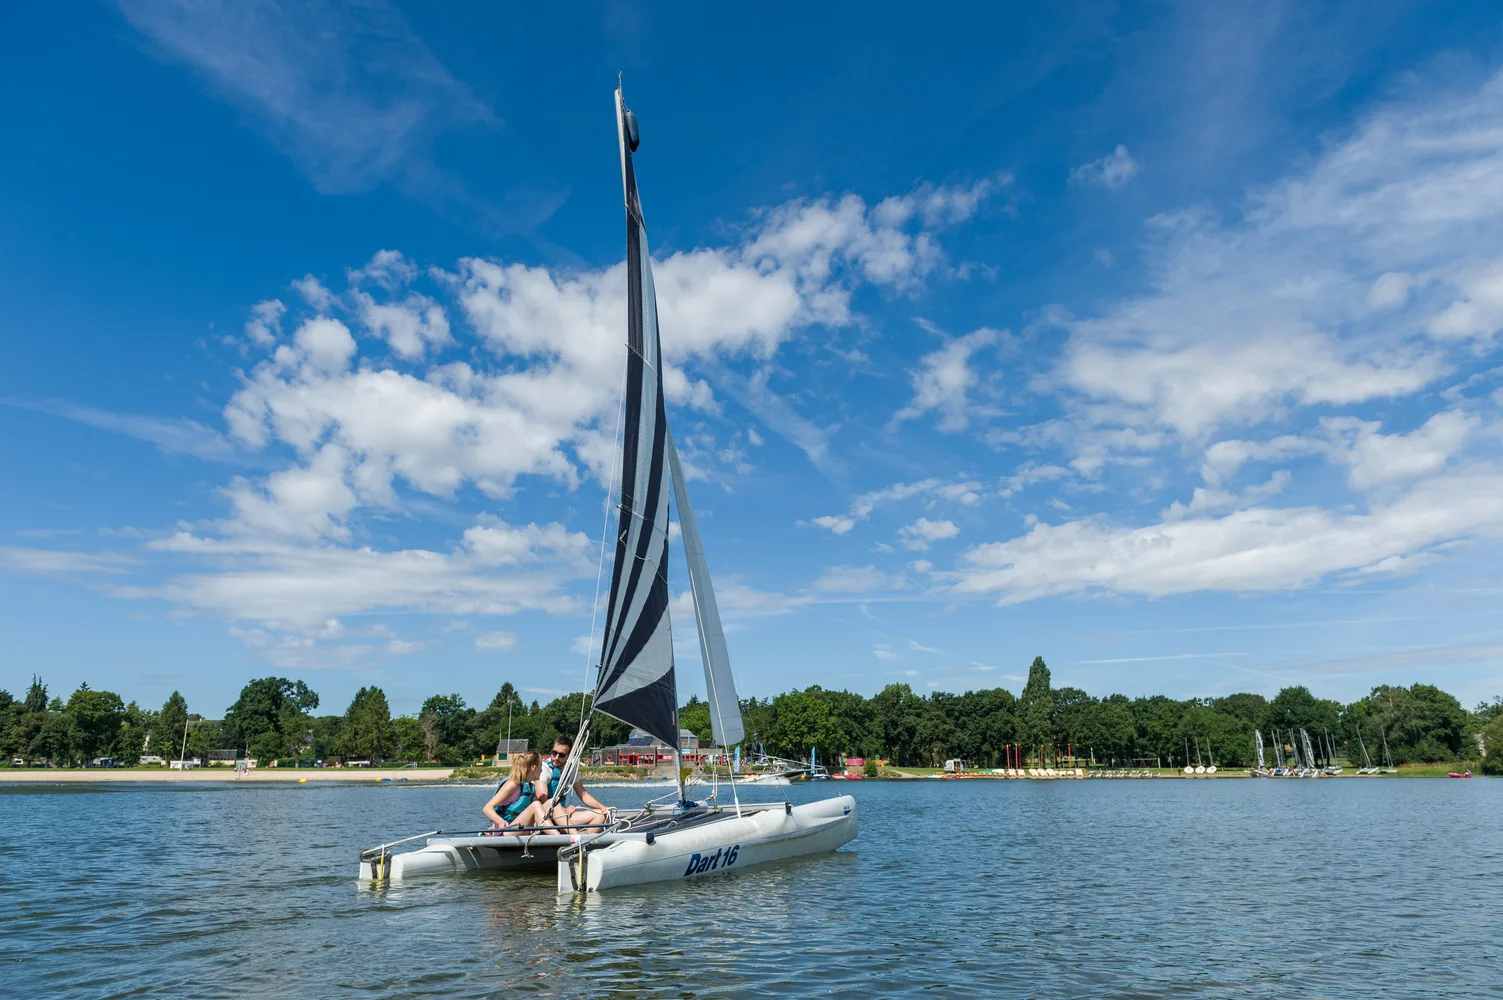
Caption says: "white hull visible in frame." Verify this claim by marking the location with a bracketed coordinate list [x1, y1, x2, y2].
[726, 773, 793, 786]
[558, 795, 857, 893]
[360, 833, 577, 880]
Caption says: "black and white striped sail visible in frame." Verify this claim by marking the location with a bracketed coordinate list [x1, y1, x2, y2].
[593, 88, 679, 748]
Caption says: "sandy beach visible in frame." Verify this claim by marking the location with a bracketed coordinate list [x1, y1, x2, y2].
[0, 768, 455, 783]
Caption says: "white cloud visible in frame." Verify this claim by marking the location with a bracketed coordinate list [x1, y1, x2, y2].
[245, 299, 285, 347]
[1200, 435, 1322, 486]
[1, 397, 237, 462]
[1367, 272, 1413, 310]
[1200, 412, 1479, 494]
[1426, 260, 1503, 341]
[1070, 145, 1140, 191]
[811, 515, 856, 535]
[292, 317, 358, 374]
[1327, 411, 1478, 490]
[898, 518, 960, 551]
[14, 177, 996, 645]
[356, 291, 451, 359]
[350, 249, 419, 288]
[890, 327, 1000, 432]
[872, 644, 898, 661]
[475, 630, 518, 653]
[222, 444, 359, 541]
[872, 174, 1011, 228]
[1058, 322, 1436, 439]
[0, 547, 136, 575]
[1032, 70, 1503, 476]
[671, 581, 809, 623]
[949, 469, 1503, 604]
[125, 518, 591, 632]
[1161, 471, 1290, 521]
[810, 565, 905, 594]
[293, 275, 335, 312]
[113, 1, 500, 209]
[999, 464, 1072, 498]
[811, 477, 986, 537]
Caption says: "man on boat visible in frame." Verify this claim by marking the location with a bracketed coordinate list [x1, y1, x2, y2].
[539, 735, 612, 831]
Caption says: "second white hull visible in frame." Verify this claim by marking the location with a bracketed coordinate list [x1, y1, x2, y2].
[558, 795, 857, 893]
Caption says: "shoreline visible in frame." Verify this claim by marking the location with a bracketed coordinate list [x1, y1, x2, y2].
[0, 768, 456, 783]
[0, 764, 1483, 784]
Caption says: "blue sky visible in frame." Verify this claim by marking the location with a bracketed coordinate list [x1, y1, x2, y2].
[5, 2, 1503, 717]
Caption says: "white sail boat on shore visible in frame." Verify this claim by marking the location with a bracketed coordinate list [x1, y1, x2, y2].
[359, 84, 857, 888]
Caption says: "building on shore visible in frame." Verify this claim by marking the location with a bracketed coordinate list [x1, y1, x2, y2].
[592, 729, 708, 766]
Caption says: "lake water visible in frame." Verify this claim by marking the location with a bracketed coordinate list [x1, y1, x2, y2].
[1, 777, 1499, 998]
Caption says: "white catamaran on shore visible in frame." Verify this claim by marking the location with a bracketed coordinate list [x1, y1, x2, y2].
[359, 84, 857, 890]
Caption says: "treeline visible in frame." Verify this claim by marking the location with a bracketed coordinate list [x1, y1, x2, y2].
[4, 658, 1503, 772]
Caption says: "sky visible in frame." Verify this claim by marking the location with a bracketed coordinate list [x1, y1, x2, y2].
[4, 1, 1503, 717]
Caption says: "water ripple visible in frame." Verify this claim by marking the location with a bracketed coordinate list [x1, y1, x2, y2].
[1, 779, 1500, 997]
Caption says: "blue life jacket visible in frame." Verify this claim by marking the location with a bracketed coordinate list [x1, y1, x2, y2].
[500, 780, 535, 822]
[545, 763, 571, 806]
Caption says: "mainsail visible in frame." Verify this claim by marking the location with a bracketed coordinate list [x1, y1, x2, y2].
[592, 88, 679, 747]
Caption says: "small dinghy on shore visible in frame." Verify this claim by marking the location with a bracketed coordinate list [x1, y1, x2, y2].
[359, 81, 858, 890]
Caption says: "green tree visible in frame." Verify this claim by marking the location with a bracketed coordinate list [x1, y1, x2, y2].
[111, 701, 153, 765]
[472, 683, 536, 757]
[391, 716, 426, 761]
[1017, 656, 1055, 760]
[30, 709, 71, 764]
[1069, 696, 1137, 765]
[1263, 686, 1340, 733]
[64, 684, 126, 764]
[153, 691, 190, 761]
[530, 692, 629, 756]
[8, 676, 50, 760]
[418, 694, 474, 762]
[1214, 693, 1269, 726]
[1480, 714, 1503, 776]
[679, 696, 713, 743]
[1361, 684, 1469, 763]
[224, 677, 320, 761]
[0, 689, 17, 759]
[23, 676, 48, 714]
[341, 686, 393, 762]
[870, 683, 927, 764]
[768, 688, 838, 762]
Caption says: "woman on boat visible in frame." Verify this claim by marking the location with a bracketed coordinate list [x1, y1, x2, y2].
[482, 751, 549, 835]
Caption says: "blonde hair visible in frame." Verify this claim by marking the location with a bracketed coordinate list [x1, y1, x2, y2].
[509, 751, 541, 786]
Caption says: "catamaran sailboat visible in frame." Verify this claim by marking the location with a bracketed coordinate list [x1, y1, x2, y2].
[359, 84, 858, 889]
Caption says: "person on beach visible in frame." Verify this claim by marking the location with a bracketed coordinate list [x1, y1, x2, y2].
[482, 751, 549, 835]
[539, 736, 612, 831]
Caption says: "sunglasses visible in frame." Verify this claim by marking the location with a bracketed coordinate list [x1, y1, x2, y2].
[550, 750, 568, 757]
